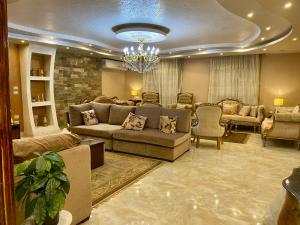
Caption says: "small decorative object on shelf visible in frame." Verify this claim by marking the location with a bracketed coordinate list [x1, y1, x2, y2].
[30, 68, 34, 76]
[39, 68, 45, 76]
[32, 97, 36, 102]
[15, 150, 70, 225]
[34, 115, 39, 127]
[43, 116, 48, 126]
[37, 95, 41, 102]
[41, 93, 45, 101]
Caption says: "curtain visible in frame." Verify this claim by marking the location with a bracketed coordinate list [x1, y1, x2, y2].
[143, 59, 183, 106]
[208, 55, 260, 105]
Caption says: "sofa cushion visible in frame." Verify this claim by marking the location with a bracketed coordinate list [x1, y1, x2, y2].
[69, 123, 122, 138]
[238, 106, 251, 116]
[250, 106, 258, 117]
[13, 133, 81, 163]
[69, 103, 92, 126]
[222, 114, 260, 123]
[108, 105, 136, 125]
[160, 116, 177, 134]
[161, 108, 191, 133]
[91, 102, 111, 123]
[274, 113, 300, 122]
[122, 112, 147, 131]
[223, 103, 238, 115]
[135, 106, 161, 129]
[113, 128, 190, 148]
[81, 109, 99, 125]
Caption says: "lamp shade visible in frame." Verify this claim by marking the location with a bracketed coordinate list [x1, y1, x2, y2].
[131, 90, 139, 96]
[274, 98, 284, 106]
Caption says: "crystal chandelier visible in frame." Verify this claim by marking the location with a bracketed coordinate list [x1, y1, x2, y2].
[123, 39, 160, 73]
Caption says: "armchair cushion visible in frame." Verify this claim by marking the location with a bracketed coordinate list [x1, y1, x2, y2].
[250, 106, 258, 117]
[223, 103, 238, 115]
[238, 106, 251, 116]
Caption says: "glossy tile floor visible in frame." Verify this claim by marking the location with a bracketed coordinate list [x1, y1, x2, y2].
[83, 134, 300, 225]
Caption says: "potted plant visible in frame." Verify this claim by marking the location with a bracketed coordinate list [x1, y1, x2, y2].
[15, 150, 70, 225]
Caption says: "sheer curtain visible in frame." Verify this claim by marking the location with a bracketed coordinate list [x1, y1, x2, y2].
[208, 55, 260, 105]
[143, 59, 183, 106]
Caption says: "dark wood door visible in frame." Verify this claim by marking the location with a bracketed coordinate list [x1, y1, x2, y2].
[0, 0, 16, 224]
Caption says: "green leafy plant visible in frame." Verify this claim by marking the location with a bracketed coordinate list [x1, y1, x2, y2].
[15, 150, 70, 225]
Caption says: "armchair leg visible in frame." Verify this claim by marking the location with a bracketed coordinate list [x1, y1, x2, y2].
[196, 137, 200, 148]
[217, 137, 221, 150]
[221, 137, 224, 144]
[262, 137, 266, 147]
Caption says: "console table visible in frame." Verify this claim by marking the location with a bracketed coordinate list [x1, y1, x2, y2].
[278, 168, 300, 225]
[11, 123, 20, 139]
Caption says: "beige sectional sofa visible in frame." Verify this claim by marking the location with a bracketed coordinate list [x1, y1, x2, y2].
[68, 103, 191, 161]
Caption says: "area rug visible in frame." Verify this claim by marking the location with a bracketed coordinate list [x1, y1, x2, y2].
[91, 151, 162, 206]
[223, 132, 250, 144]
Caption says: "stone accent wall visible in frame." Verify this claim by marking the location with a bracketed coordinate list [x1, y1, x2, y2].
[54, 51, 102, 127]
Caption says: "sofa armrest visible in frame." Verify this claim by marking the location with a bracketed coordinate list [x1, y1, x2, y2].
[59, 145, 92, 225]
[257, 105, 265, 123]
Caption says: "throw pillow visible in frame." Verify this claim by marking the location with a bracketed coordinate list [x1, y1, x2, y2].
[238, 106, 251, 116]
[160, 116, 177, 134]
[81, 109, 99, 125]
[293, 105, 300, 113]
[122, 112, 147, 131]
[250, 106, 258, 117]
[222, 103, 238, 115]
[176, 103, 187, 109]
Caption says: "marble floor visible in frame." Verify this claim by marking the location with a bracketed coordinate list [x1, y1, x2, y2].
[83, 134, 300, 225]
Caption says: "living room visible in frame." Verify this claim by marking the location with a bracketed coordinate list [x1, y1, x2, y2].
[1, 1, 300, 225]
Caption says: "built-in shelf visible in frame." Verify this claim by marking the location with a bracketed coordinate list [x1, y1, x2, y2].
[32, 101, 52, 107]
[20, 44, 59, 136]
[30, 76, 51, 81]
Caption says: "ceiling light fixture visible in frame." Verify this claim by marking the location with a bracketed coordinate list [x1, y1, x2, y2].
[220, 53, 223, 56]
[90, 52, 94, 55]
[261, 37, 265, 41]
[21, 40, 25, 43]
[293, 37, 298, 41]
[113, 23, 170, 73]
[169, 52, 172, 55]
[247, 12, 254, 18]
[284, 2, 292, 8]
[188, 56, 191, 58]
[66, 47, 70, 50]
[49, 36, 54, 40]
[266, 26, 271, 31]
[89, 44, 93, 47]
[263, 48, 267, 51]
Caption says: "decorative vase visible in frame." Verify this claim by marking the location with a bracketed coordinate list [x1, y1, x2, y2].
[44, 213, 59, 225]
[43, 116, 48, 127]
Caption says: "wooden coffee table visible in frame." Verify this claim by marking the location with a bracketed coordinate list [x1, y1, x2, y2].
[80, 138, 105, 169]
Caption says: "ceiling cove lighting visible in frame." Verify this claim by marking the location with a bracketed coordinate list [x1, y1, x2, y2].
[113, 23, 170, 73]
[284, 2, 292, 8]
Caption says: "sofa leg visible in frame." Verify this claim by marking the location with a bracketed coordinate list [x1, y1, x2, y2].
[217, 137, 221, 150]
[196, 137, 200, 148]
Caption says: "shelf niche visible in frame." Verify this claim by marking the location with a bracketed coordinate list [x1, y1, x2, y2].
[20, 44, 59, 136]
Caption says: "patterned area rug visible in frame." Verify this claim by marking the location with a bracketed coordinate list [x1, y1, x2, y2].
[223, 132, 250, 144]
[91, 151, 162, 206]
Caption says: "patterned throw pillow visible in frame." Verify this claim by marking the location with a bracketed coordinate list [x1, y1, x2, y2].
[160, 116, 177, 134]
[223, 103, 238, 115]
[176, 103, 187, 109]
[250, 106, 258, 117]
[238, 106, 251, 116]
[122, 112, 147, 131]
[81, 109, 99, 125]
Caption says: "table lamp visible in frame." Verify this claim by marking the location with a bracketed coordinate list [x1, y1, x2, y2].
[131, 90, 139, 100]
[274, 98, 284, 107]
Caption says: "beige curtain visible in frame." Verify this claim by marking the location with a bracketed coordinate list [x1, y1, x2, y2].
[208, 55, 260, 105]
[143, 59, 183, 106]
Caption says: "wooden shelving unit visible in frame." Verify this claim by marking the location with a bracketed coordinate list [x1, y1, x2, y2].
[20, 44, 59, 136]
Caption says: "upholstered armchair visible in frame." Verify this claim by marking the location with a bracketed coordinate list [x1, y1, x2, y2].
[168, 92, 194, 111]
[261, 107, 300, 149]
[137, 92, 161, 106]
[192, 104, 225, 149]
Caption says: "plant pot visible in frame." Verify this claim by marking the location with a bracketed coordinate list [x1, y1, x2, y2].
[44, 213, 59, 225]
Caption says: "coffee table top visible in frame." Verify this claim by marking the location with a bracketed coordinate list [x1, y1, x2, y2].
[80, 136, 104, 146]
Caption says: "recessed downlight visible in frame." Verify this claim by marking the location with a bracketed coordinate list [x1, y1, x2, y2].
[90, 52, 94, 55]
[188, 56, 191, 58]
[263, 48, 267, 51]
[261, 37, 265, 41]
[66, 47, 70, 50]
[266, 26, 271, 31]
[21, 40, 25, 43]
[89, 44, 93, 47]
[284, 2, 292, 8]
[109, 50, 112, 53]
[247, 12, 254, 18]
[49, 36, 54, 40]
[220, 53, 223, 56]
[293, 37, 298, 41]
[198, 48, 202, 51]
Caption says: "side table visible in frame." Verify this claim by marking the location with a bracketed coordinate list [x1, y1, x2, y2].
[80, 138, 105, 169]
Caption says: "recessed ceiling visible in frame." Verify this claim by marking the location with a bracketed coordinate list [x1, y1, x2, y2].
[7, 0, 300, 57]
